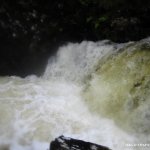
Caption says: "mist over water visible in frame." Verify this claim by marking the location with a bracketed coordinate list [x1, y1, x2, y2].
[0, 38, 150, 150]
[44, 41, 122, 82]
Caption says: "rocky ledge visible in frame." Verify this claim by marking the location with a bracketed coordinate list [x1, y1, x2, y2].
[50, 136, 111, 150]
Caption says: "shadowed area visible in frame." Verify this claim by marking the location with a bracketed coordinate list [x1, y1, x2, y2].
[0, 0, 150, 76]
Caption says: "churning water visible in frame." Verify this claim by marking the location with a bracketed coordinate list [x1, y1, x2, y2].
[0, 38, 150, 150]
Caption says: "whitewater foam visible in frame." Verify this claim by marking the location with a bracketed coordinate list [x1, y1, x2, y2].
[0, 39, 150, 150]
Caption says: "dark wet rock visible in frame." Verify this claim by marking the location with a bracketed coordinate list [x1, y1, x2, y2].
[50, 136, 111, 150]
[0, 0, 150, 76]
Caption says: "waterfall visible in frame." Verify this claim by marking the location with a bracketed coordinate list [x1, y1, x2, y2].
[0, 38, 150, 150]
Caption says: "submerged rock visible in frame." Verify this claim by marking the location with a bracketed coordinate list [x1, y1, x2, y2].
[50, 136, 110, 150]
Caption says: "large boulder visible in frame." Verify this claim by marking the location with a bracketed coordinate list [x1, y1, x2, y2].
[50, 136, 111, 150]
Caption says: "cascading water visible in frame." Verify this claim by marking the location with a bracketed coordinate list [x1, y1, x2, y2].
[0, 38, 150, 150]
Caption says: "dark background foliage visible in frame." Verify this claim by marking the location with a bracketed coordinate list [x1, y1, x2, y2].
[0, 0, 150, 76]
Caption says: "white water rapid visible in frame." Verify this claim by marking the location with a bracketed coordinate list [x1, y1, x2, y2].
[0, 39, 150, 150]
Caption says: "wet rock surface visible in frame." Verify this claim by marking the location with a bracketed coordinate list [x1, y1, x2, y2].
[1, 0, 150, 76]
[50, 136, 111, 150]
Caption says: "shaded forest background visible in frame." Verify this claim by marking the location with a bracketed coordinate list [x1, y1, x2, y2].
[0, 0, 150, 76]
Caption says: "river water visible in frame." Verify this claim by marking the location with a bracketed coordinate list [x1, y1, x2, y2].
[0, 38, 150, 150]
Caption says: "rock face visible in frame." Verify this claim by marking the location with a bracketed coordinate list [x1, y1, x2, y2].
[1, 0, 150, 76]
[50, 136, 111, 150]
